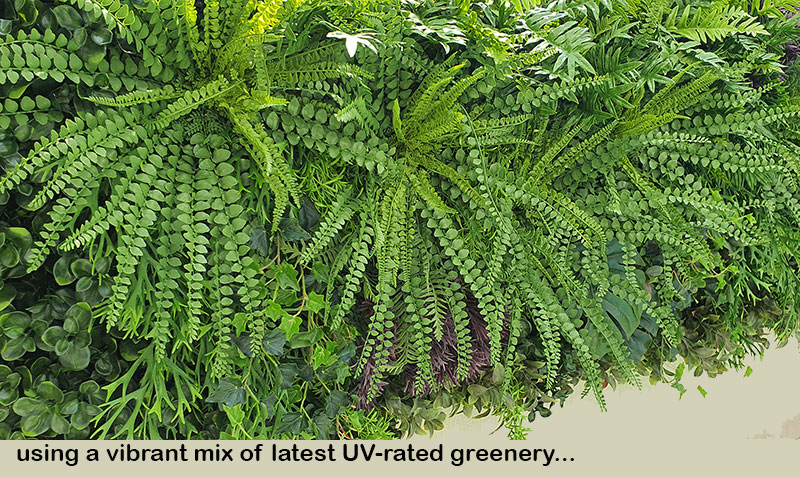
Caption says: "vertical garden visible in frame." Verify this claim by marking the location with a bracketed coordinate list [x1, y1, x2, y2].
[0, 0, 799, 439]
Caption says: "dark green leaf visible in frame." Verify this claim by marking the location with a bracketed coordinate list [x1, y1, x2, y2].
[13, 397, 46, 417]
[288, 328, 322, 349]
[20, 412, 51, 436]
[276, 412, 305, 435]
[207, 378, 246, 407]
[63, 302, 91, 333]
[53, 256, 76, 285]
[249, 227, 271, 255]
[0, 284, 16, 313]
[1, 336, 33, 360]
[325, 390, 349, 417]
[36, 381, 63, 402]
[42, 326, 66, 347]
[59, 344, 91, 371]
[70, 402, 100, 430]
[70, 258, 92, 277]
[262, 328, 287, 355]
[50, 413, 70, 434]
[278, 218, 311, 242]
[299, 198, 320, 231]
[90, 27, 113, 45]
[602, 293, 641, 338]
[52, 5, 83, 30]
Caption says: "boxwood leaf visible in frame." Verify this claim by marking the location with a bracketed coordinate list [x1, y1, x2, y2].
[61, 399, 79, 415]
[54, 337, 70, 356]
[36, 381, 63, 402]
[50, 413, 70, 434]
[1, 311, 31, 338]
[1, 336, 32, 360]
[59, 344, 90, 371]
[42, 326, 66, 347]
[12, 397, 46, 416]
[20, 412, 51, 436]
[0, 246, 19, 268]
[71, 402, 101, 430]
[53, 256, 76, 285]
[52, 5, 82, 30]
[78, 380, 101, 397]
[63, 302, 91, 333]
[0, 284, 15, 313]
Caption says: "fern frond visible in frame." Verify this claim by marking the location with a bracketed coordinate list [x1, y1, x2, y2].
[423, 156, 487, 209]
[60, 147, 149, 252]
[665, 5, 768, 43]
[87, 85, 183, 107]
[406, 55, 460, 114]
[331, 214, 373, 329]
[526, 118, 591, 186]
[406, 69, 462, 128]
[335, 96, 381, 133]
[151, 76, 238, 130]
[300, 189, 356, 264]
[641, 70, 719, 119]
[229, 112, 300, 232]
[407, 169, 455, 215]
[547, 119, 618, 181]
[248, 0, 287, 33]
[528, 185, 606, 249]
[175, 0, 206, 63]
[203, 0, 224, 50]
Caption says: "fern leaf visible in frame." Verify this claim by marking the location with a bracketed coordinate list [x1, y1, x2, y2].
[151, 76, 237, 130]
[665, 5, 768, 43]
[87, 86, 183, 107]
[300, 189, 355, 264]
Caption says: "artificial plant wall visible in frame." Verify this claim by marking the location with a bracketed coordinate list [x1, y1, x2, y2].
[0, 0, 799, 439]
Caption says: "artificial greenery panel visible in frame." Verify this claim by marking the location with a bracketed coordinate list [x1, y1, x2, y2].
[0, 0, 798, 440]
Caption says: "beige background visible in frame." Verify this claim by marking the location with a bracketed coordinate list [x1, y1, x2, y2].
[425, 337, 800, 442]
[2, 337, 799, 476]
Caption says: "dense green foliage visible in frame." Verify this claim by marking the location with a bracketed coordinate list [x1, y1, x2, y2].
[0, 0, 798, 439]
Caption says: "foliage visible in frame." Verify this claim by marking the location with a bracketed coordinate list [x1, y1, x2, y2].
[0, 0, 798, 440]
